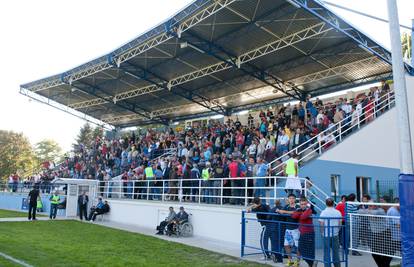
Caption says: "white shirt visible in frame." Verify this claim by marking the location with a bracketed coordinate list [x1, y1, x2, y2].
[319, 207, 342, 237]
[279, 135, 289, 146]
[316, 113, 324, 124]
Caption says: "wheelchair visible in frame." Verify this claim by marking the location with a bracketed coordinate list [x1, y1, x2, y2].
[167, 215, 193, 237]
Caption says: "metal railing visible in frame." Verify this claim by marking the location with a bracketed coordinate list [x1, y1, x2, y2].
[269, 90, 395, 173]
[346, 202, 401, 259]
[1, 175, 331, 211]
[241, 211, 347, 266]
[95, 176, 330, 211]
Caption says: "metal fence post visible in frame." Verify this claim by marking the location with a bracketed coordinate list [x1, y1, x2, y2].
[162, 180, 165, 202]
[220, 179, 223, 206]
[244, 178, 248, 206]
[339, 122, 342, 142]
[198, 179, 201, 204]
[119, 181, 122, 199]
[179, 179, 182, 203]
[146, 180, 149, 200]
[241, 211, 246, 257]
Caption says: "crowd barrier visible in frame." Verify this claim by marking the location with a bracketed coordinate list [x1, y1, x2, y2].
[241, 211, 347, 266]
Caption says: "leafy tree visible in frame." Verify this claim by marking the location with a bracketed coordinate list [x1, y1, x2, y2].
[0, 130, 36, 180]
[34, 139, 62, 163]
[402, 32, 412, 61]
[73, 123, 93, 151]
[92, 126, 104, 140]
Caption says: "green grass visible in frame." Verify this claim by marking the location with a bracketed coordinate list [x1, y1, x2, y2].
[0, 256, 19, 267]
[0, 209, 45, 218]
[0, 220, 264, 267]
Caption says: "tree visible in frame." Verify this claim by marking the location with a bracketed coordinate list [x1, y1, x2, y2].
[73, 123, 93, 151]
[402, 32, 412, 61]
[92, 126, 104, 140]
[0, 130, 36, 180]
[34, 139, 62, 163]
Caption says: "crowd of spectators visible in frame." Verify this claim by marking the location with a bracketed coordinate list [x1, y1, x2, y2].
[5, 82, 392, 205]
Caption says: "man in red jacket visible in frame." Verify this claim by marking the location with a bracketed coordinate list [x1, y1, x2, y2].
[292, 197, 315, 267]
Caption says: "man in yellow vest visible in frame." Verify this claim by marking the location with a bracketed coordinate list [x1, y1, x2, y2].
[284, 153, 301, 197]
[49, 191, 60, 219]
[201, 162, 213, 204]
[144, 163, 155, 200]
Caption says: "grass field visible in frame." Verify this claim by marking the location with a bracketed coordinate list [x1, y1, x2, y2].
[0, 220, 263, 267]
[0, 256, 19, 267]
[0, 209, 46, 218]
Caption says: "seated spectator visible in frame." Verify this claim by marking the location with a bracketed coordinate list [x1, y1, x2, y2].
[166, 206, 190, 236]
[156, 206, 176, 235]
[88, 198, 110, 221]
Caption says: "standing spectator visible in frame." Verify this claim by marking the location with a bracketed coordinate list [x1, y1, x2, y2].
[49, 191, 60, 219]
[277, 194, 300, 267]
[27, 184, 40, 220]
[387, 198, 400, 257]
[201, 162, 213, 204]
[254, 156, 268, 202]
[228, 157, 244, 205]
[335, 195, 347, 247]
[284, 154, 301, 197]
[247, 197, 274, 261]
[367, 203, 392, 267]
[77, 192, 89, 220]
[319, 198, 342, 267]
[292, 197, 315, 267]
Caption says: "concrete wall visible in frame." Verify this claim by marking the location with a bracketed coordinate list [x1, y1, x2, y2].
[0, 192, 65, 216]
[106, 200, 243, 244]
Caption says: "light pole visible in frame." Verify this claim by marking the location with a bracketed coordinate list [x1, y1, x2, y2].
[387, 1, 414, 266]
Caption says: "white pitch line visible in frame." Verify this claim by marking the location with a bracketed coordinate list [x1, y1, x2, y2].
[0, 252, 33, 267]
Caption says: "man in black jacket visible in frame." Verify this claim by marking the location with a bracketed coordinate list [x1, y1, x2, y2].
[248, 197, 278, 262]
[77, 192, 89, 220]
[27, 184, 40, 220]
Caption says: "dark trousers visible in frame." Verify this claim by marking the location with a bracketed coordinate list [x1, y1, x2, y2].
[261, 223, 283, 262]
[157, 221, 169, 233]
[50, 204, 58, 219]
[79, 204, 87, 220]
[88, 208, 105, 221]
[28, 202, 37, 220]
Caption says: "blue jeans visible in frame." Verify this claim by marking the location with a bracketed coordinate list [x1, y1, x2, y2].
[202, 180, 213, 204]
[324, 236, 340, 267]
[49, 204, 58, 219]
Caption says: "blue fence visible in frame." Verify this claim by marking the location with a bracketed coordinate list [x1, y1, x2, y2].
[241, 211, 348, 266]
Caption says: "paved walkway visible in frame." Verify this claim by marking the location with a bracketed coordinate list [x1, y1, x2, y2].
[92, 220, 385, 267]
[0, 217, 399, 266]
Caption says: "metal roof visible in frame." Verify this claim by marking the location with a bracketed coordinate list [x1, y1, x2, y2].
[21, 0, 406, 128]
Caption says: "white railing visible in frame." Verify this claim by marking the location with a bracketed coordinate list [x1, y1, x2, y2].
[269, 90, 395, 173]
[96, 175, 330, 211]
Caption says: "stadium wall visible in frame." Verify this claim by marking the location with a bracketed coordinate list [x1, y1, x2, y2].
[0, 192, 64, 216]
[106, 200, 242, 244]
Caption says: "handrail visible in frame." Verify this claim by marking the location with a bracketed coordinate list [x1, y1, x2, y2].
[269, 90, 395, 173]
[0, 175, 327, 210]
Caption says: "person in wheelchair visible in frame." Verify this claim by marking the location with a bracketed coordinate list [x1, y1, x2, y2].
[167, 206, 189, 235]
[156, 207, 176, 235]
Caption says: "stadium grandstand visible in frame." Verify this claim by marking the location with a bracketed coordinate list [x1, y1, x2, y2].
[1, 0, 413, 266]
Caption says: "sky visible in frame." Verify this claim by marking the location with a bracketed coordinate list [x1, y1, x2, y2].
[0, 0, 412, 152]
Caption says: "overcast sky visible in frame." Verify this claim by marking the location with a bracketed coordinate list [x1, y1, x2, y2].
[0, 0, 412, 152]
